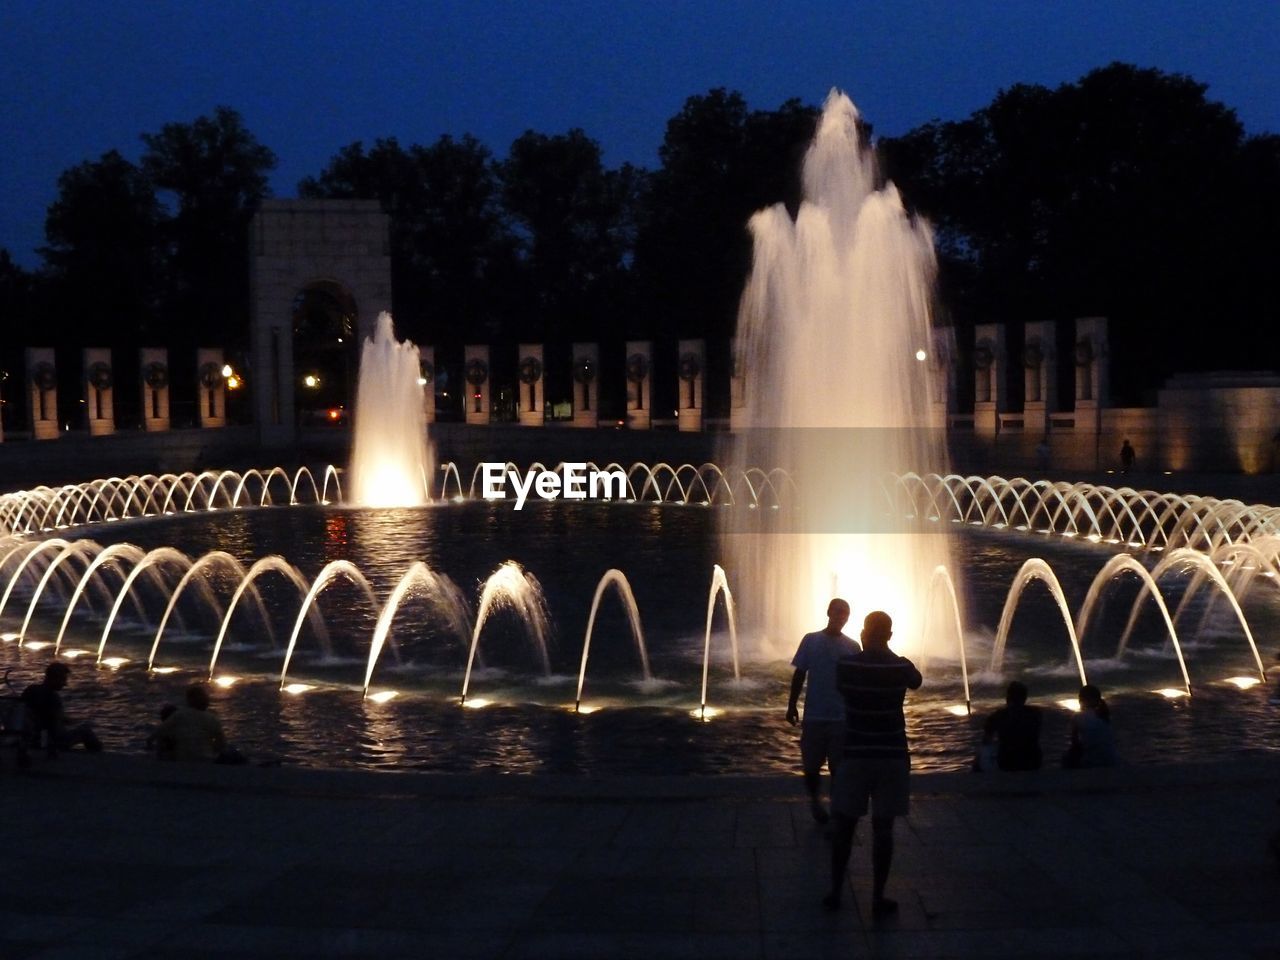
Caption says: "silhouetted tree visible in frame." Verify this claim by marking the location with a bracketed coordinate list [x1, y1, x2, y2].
[634, 89, 817, 342]
[300, 135, 517, 345]
[497, 128, 644, 343]
[141, 106, 276, 352]
[880, 63, 1280, 401]
[40, 150, 164, 345]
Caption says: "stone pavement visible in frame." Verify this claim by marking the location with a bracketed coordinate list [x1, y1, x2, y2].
[1, 754, 1277, 959]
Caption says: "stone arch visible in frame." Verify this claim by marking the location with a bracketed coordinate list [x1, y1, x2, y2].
[249, 200, 391, 446]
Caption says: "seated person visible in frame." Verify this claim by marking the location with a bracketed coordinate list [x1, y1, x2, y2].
[21, 662, 103, 754]
[154, 683, 231, 762]
[1064, 684, 1117, 768]
[982, 680, 1042, 771]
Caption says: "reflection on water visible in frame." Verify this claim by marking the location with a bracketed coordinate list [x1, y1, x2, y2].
[4, 501, 1279, 773]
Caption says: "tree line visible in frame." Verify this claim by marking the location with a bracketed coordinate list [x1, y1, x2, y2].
[2, 62, 1277, 413]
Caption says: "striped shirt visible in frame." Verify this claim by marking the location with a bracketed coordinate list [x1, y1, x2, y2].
[836, 649, 923, 759]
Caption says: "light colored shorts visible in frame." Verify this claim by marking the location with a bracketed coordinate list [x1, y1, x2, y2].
[799, 720, 846, 777]
[833, 755, 911, 819]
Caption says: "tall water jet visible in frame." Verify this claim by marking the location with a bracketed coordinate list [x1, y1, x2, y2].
[723, 90, 951, 656]
[348, 313, 433, 507]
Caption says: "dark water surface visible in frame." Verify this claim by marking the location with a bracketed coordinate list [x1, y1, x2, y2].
[3, 502, 1278, 773]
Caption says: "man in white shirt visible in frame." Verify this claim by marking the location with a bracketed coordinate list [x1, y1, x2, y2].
[786, 598, 860, 822]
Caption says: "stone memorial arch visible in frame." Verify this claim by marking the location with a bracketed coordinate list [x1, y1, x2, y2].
[249, 200, 392, 446]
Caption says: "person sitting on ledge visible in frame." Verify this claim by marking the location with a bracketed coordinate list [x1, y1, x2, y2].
[21, 662, 103, 756]
[1063, 684, 1117, 768]
[154, 683, 245, 763]
[981, 680, 1043, 771]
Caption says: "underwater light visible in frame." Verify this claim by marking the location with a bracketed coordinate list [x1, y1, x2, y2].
[212, 675, 239, 688]
[367, 690, 398, 704]
[1225, 676, 1261, 689]
[282, 683, 315, 695]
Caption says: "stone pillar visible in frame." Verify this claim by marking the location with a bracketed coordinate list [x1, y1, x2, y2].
[625, 340, 652, 430]
[464, 345, 491, 425]
[571, 343, 599, 428]
[728, 337, 748, 432]
[26, 348, 58, 440]
[197, 348, 226, 428]
[1022, 321, 1056, 437]
[419, 347, 436, 425]
[1074, 316, 1109, 434]
[140, 348, 171, 432]
[82, 348, 115, 436]
[517, 344, 545, 426]
[677, 339, 705, 432]
[928, 327, 957, 430]
[972, 323, 1006, 438]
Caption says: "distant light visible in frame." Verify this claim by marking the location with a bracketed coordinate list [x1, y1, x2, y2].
[1154, 687, 1188, 699]
[226, 375, 242, 390]
[327, 408, 341, 421]
[304, 374, 320, 388]
[336, 337, 344, 344]
[944, 703, 970, 717]
[221, 364, 233, 378]
[417, 377, 428, 386]
[915, 349, 927, 362]
[1163, 470, 1172, 475]
[367, 690, 398, 704]
[24, 640, 50, 651]
[282, 683, 314, 695]
[1225, 676, 1261, 689]
[213, 675, 238, 688]
[461, 697, 492, 709]
[101, 657, 129, 669]
[1057, 698, 1081, 712]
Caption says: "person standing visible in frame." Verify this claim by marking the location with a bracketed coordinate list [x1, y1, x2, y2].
[1120, 439, 1136, 474]
[786, 598, 860, 823]
[825, 610, 922, 918]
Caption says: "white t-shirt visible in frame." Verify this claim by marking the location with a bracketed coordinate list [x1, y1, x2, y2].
[791, 630, 861, 722]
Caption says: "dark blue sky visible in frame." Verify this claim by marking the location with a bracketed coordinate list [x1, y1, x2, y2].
[2, 0, 1277, 268]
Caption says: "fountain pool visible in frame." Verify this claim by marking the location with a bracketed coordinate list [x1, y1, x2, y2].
[2, 479, 1278, 773]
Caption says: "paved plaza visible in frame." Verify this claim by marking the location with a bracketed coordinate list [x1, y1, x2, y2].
[1, 752, 1277, 959]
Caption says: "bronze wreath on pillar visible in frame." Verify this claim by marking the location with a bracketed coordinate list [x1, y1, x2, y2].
[31, 361, 57, 392]
[1074, 338, 1094, 367]
[87, 361, 113, 391]
[465, 358, 489, 386]
[1022, 340, 1043, 369]
[678, 353, 701, 381]
[625, 353, 648, 383]
[144, 361, 169, 390]
[518, 356, 542, 384]
[572, 357, 596, 385]
[972, 341, 994, 371]
[199, 362, 223, 389]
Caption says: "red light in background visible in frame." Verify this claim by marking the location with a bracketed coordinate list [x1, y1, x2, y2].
[327, 409, 341, 421]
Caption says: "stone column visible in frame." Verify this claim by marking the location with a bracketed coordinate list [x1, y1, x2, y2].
[464, 345, 491, 425]
[1074, 316, 1109, 435]
[928, 327, 957, 430]
[728, 337, 748, 432]
[419, 347, 436, 425]
[197, 348, 226, 428]
[140, 348, 171, 432]
[1022, 321, 1056, 437]
[82, 348, 115, 436]
[625, 340, 652, 430]
[972, 323, 1006, 438]
[677, 339, 705, 432]
[517, 344, 545, 426]
[26, 348, 58, 440]
[571, 343, 599, 428]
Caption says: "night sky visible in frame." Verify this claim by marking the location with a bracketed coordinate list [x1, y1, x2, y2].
[2, 0, 1277, 268]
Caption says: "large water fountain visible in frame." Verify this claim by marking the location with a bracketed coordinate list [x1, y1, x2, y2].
[1, 91, 1277, 773]
[724, 90, 950, 658]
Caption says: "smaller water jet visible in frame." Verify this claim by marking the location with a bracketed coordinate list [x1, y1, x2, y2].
[348, 313, 433, 508]
[575, 569, 651, 710]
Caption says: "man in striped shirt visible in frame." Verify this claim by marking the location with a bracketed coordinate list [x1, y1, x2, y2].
[824, 610, 922, 918]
